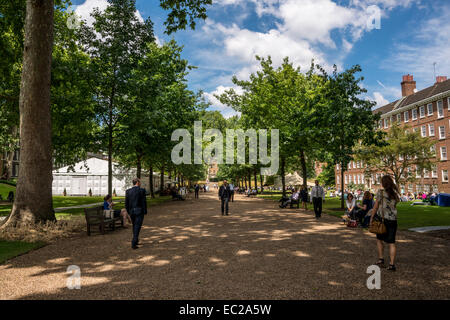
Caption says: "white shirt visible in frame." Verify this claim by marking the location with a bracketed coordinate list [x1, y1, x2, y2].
[311, 185, 325, 199]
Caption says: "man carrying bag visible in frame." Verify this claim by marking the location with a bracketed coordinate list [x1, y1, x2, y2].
[125, 178, 148, 249]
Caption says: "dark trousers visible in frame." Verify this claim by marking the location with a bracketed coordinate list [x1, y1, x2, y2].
[221, 197, 229, 215]
[231, 191, 234, 202]
[195, 190, 199, 198]
[313, 197, 322, 218]
[130, 214, 144, 247]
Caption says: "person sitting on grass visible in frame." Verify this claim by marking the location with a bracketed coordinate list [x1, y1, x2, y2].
[103, 194, 131, 227]
[345, 193, 358, 220]
[356, 191, 373, 228]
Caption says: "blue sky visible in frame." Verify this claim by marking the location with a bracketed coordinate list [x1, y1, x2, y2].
[73, 0, 450, 117]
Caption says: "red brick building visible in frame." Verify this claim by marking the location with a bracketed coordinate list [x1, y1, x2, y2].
[335, 75, 450, 194]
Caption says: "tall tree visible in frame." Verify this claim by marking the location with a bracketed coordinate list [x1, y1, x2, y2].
[321, 65, 382, 209]
[4, 0, 55, 226]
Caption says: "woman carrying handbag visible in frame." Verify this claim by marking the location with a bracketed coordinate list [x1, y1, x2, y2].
[368, 175, 400, 271]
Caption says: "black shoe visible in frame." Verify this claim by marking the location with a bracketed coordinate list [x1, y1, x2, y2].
[132, 245, 138, 250]
[387, 264, 396, 271]
[226, 213, 229, 216]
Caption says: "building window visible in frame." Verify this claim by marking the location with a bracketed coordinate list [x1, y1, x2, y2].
[448, 97, 450, 110]
[441, 146, 448, 160]
[421, 125, 427, 137]
[432, 165, 438, 178]
[424, 168, 430, 178]
[431, 145, 436, 156]
[442, 170, 449, 183]
[437, 100, 444, 118]
[414, 127, 419, 133]
[416, 168, 421, 178]
[378, 120, 382, 129]
[419, 105, 425, 118]
[427, 103, 433, 116]
[428, 123, 435, 136]
[433, 185, 439, 193]
[412, 108, 418, 120]
[396, 113, 401, 123]
[404, 111, 409, 122]
[337, 176, 340, 185]
[439, 126, 446, 139]
[345, 175, 348, 184]
[353, 161, 356, 169]
[384, 118, 389, 128]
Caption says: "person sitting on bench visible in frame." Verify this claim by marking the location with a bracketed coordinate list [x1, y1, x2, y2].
[170, 187, 184, 201]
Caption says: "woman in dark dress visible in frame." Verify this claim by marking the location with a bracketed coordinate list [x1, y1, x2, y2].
[357, 191, 373, 227]
[300, 186, 308, 210]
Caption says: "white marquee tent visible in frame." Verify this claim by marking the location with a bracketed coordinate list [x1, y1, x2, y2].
[52, 157, 171, 196]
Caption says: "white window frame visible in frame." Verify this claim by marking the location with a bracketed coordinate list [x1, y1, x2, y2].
[442, 170, 449, 183]
[439, 126, 446, 140]
[441, 146, 448, 161]
[384, 118, 388, 128]
[397, 113, 401, 123]
[424, 168, 430, 178]
[421, 125, 427, 137]
[432, 165, 438, 178]
[404, 111, 409, 122]
[427, 103, 433, 116]
[419, 105, 425, 118]
[412, 108, 418, 120]
[429, 123, 435, 136]
[448, 97, 450, 111]
[437, 100, 444, 119]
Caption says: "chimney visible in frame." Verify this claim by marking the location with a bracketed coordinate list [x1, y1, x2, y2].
[435, 76, 448, 84]
[401, 74, 416, 97]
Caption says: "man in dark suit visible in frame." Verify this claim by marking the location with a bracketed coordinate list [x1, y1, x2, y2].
[125, 178, 147, 249]
[218, 180, 232, 216]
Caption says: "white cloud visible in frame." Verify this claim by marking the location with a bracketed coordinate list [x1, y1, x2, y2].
[74, 0, 144, 26]
[372, 92, 389, 107]
[203, 85, 242, 118]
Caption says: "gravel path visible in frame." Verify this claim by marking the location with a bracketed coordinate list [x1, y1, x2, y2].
[0, 192, 448, 300]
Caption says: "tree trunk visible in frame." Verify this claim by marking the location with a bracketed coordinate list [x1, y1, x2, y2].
[281, 157, 286, 197]
[300, 149, 307, 189]
[253, 167, 258, 193]
[3, 0, 55, 227]
[136, 153, 142, 179]
[149, 165, 154, 198]
[341, 162, 345, 210]
[260, 174, 264, 193]
[248, 171, 252, 189]
[160, 162, 165, 193]
[244, 176, 247, 189]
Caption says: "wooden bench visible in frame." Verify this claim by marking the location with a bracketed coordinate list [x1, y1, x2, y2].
[84, 206, 123, 236]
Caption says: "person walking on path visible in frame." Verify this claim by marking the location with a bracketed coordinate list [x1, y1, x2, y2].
[219, 180, 232, 216]
[125, 178, 148, 250]
[311, 180, 325, 219]
[229, 182, 235, 202]
[369, 175, 400, 271]
[194, 184, 200, 199]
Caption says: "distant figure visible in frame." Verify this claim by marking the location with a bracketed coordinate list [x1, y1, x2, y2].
[229, 182, 235, 202]
[311, 180, 325, 219]
[125, 178, 147, 250]
[300, 186, 308, 210]
[194, 184, 200, 199]
[7, 191, 14, 203]
[218, 180, 232, 216]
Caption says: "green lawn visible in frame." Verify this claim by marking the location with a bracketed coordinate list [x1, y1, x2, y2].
[258, 195, 450, 230]
[55, 196, 171, 217]
[0, 183, 15, 200]
[0, 240, 46, 264]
